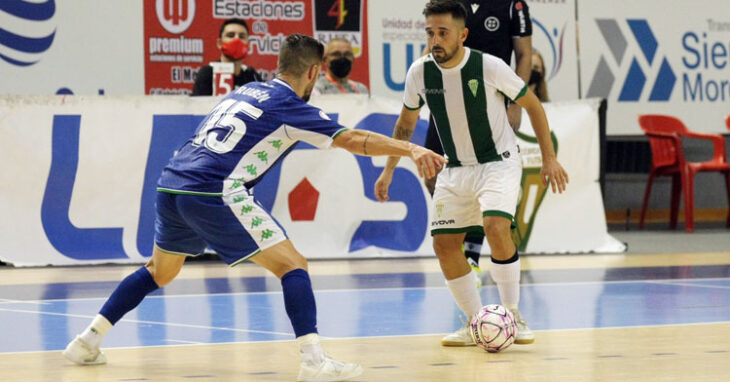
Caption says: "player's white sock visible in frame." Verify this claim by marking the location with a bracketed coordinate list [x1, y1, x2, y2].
[297, 333, 325, 365]
[490, 257, 521, 310]
[79, 314, 112, 348]
[446, 270, 483, 318]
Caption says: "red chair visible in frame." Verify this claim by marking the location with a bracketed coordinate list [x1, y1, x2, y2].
[638, 115, 730, 232]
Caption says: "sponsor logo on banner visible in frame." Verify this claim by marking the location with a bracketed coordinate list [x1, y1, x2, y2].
[313, 0, 364, 56]
[531, 17, 566, 81]
[587, 17, 730, 103]
[143, 0, 368, 93]
[156, 0, 196, 33]
[587, 19, 675, 102]
[0, 0, 57, 66]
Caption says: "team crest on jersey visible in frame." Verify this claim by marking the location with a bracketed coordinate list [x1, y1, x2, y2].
[468, 79, 479, 97]
[484, 16, 500, 32]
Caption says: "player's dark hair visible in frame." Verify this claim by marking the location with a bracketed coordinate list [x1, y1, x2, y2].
[423, 0, 467, 22]
[278, 34, 325, 76]
[219, 18, 249, 38]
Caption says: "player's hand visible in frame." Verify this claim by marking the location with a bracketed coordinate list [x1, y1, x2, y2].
[409, 144, 446, 179]
[507, 103, 523, 132]
[375, 172, 393, 202]
[541, 158, 569, 193]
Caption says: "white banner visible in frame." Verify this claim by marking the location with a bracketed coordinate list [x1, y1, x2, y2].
[0, 0, 144, 95]
[525, 0, 579, 100]
[0, 95, 621, 266]
[578, 0, 730, 134]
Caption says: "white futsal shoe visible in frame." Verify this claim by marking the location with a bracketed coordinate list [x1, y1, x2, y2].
[509, 308, 535, 344]
[297, 354, 363, 382]
[441, 325, 476, 346]
[62, 335, 107, 365]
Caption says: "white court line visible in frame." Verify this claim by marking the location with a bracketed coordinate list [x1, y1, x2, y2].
[165, 339, 203, 345]
[0, 307, 294, 338]
[0, 298, 50, 305]
[1, 276, 729, 305]
[646, 280, 730, 290]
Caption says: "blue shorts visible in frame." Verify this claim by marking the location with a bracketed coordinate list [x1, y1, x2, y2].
[154, 189, 288, 266]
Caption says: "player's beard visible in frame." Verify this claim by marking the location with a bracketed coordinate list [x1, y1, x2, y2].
[431, 45, 455, 64]
[302, 76, 316, 102]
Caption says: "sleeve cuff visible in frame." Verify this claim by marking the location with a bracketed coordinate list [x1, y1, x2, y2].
[512, 84, 528, 102]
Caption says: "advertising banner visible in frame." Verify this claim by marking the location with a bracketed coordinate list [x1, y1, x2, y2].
[0, 0, 144, 95]
[0, 95, 620, 266]
[525, 0, 579, 100]
[144, 0, 370, 94]
[578, 0, 730, 135]
[368, 0, 579, 101]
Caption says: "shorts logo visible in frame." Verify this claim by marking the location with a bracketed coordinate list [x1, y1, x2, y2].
[484, 16, 500, 32]
[436, 200, 444, 218]
[431, 219, 456, 226]
[155, 0, 196, 34]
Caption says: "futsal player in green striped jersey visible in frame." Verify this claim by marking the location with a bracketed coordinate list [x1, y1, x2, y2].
[375, 0, 568, 347]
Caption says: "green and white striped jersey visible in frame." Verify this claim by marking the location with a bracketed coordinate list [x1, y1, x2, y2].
[403, 48, 527, 167]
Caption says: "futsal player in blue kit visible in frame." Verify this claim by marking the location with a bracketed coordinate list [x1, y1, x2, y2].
[63, 34, 446, 382]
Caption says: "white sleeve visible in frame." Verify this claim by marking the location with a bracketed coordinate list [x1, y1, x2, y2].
[483, 54, 527, 102]
[403, 63, 425, 110]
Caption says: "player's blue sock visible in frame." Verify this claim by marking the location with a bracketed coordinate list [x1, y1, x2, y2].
[99, 267, 159, 325]
[281, 269, 317, 337]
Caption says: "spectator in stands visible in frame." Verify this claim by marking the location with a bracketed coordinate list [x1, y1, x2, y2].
[529, 49, 549, 102]
[192, 18, 261, 96]
[313, 38, 369, 95]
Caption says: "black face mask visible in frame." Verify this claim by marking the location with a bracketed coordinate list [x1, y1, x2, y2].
[329, 57, 353, 78]
[529, 69, 543, 85]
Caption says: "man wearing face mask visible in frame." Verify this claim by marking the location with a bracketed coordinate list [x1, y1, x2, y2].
[313, 38, 369, 95]
[192, 18, 262, 96]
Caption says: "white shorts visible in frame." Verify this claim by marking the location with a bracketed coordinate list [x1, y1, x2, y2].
[430, 147, 522, 235]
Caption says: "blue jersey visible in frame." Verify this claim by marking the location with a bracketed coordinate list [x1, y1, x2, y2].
[158, 78, 347, 195]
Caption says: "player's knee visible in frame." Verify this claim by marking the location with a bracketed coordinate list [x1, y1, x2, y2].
[145, 262, 179, 287]
[273, 252, 309, 279]
[432, 237, 457, 258]
[483, 218, 510, 239]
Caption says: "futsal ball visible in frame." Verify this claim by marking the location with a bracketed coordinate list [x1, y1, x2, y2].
[469, 304, 517, 353]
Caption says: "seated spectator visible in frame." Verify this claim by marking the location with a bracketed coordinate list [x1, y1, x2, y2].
[313, 38, 368, 95]
[192, 18, 261, 96]
[529, 49, 549, 102]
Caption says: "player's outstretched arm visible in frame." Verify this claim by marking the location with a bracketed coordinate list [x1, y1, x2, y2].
[332, 128, 445, 179]
[516, 90, 569, 193]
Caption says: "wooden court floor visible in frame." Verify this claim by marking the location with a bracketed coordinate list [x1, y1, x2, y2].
[1, 245, 729, 381]
[1, 324, 729, 381]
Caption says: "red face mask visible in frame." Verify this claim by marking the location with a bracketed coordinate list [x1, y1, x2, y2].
[221, 38, 249, 60]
